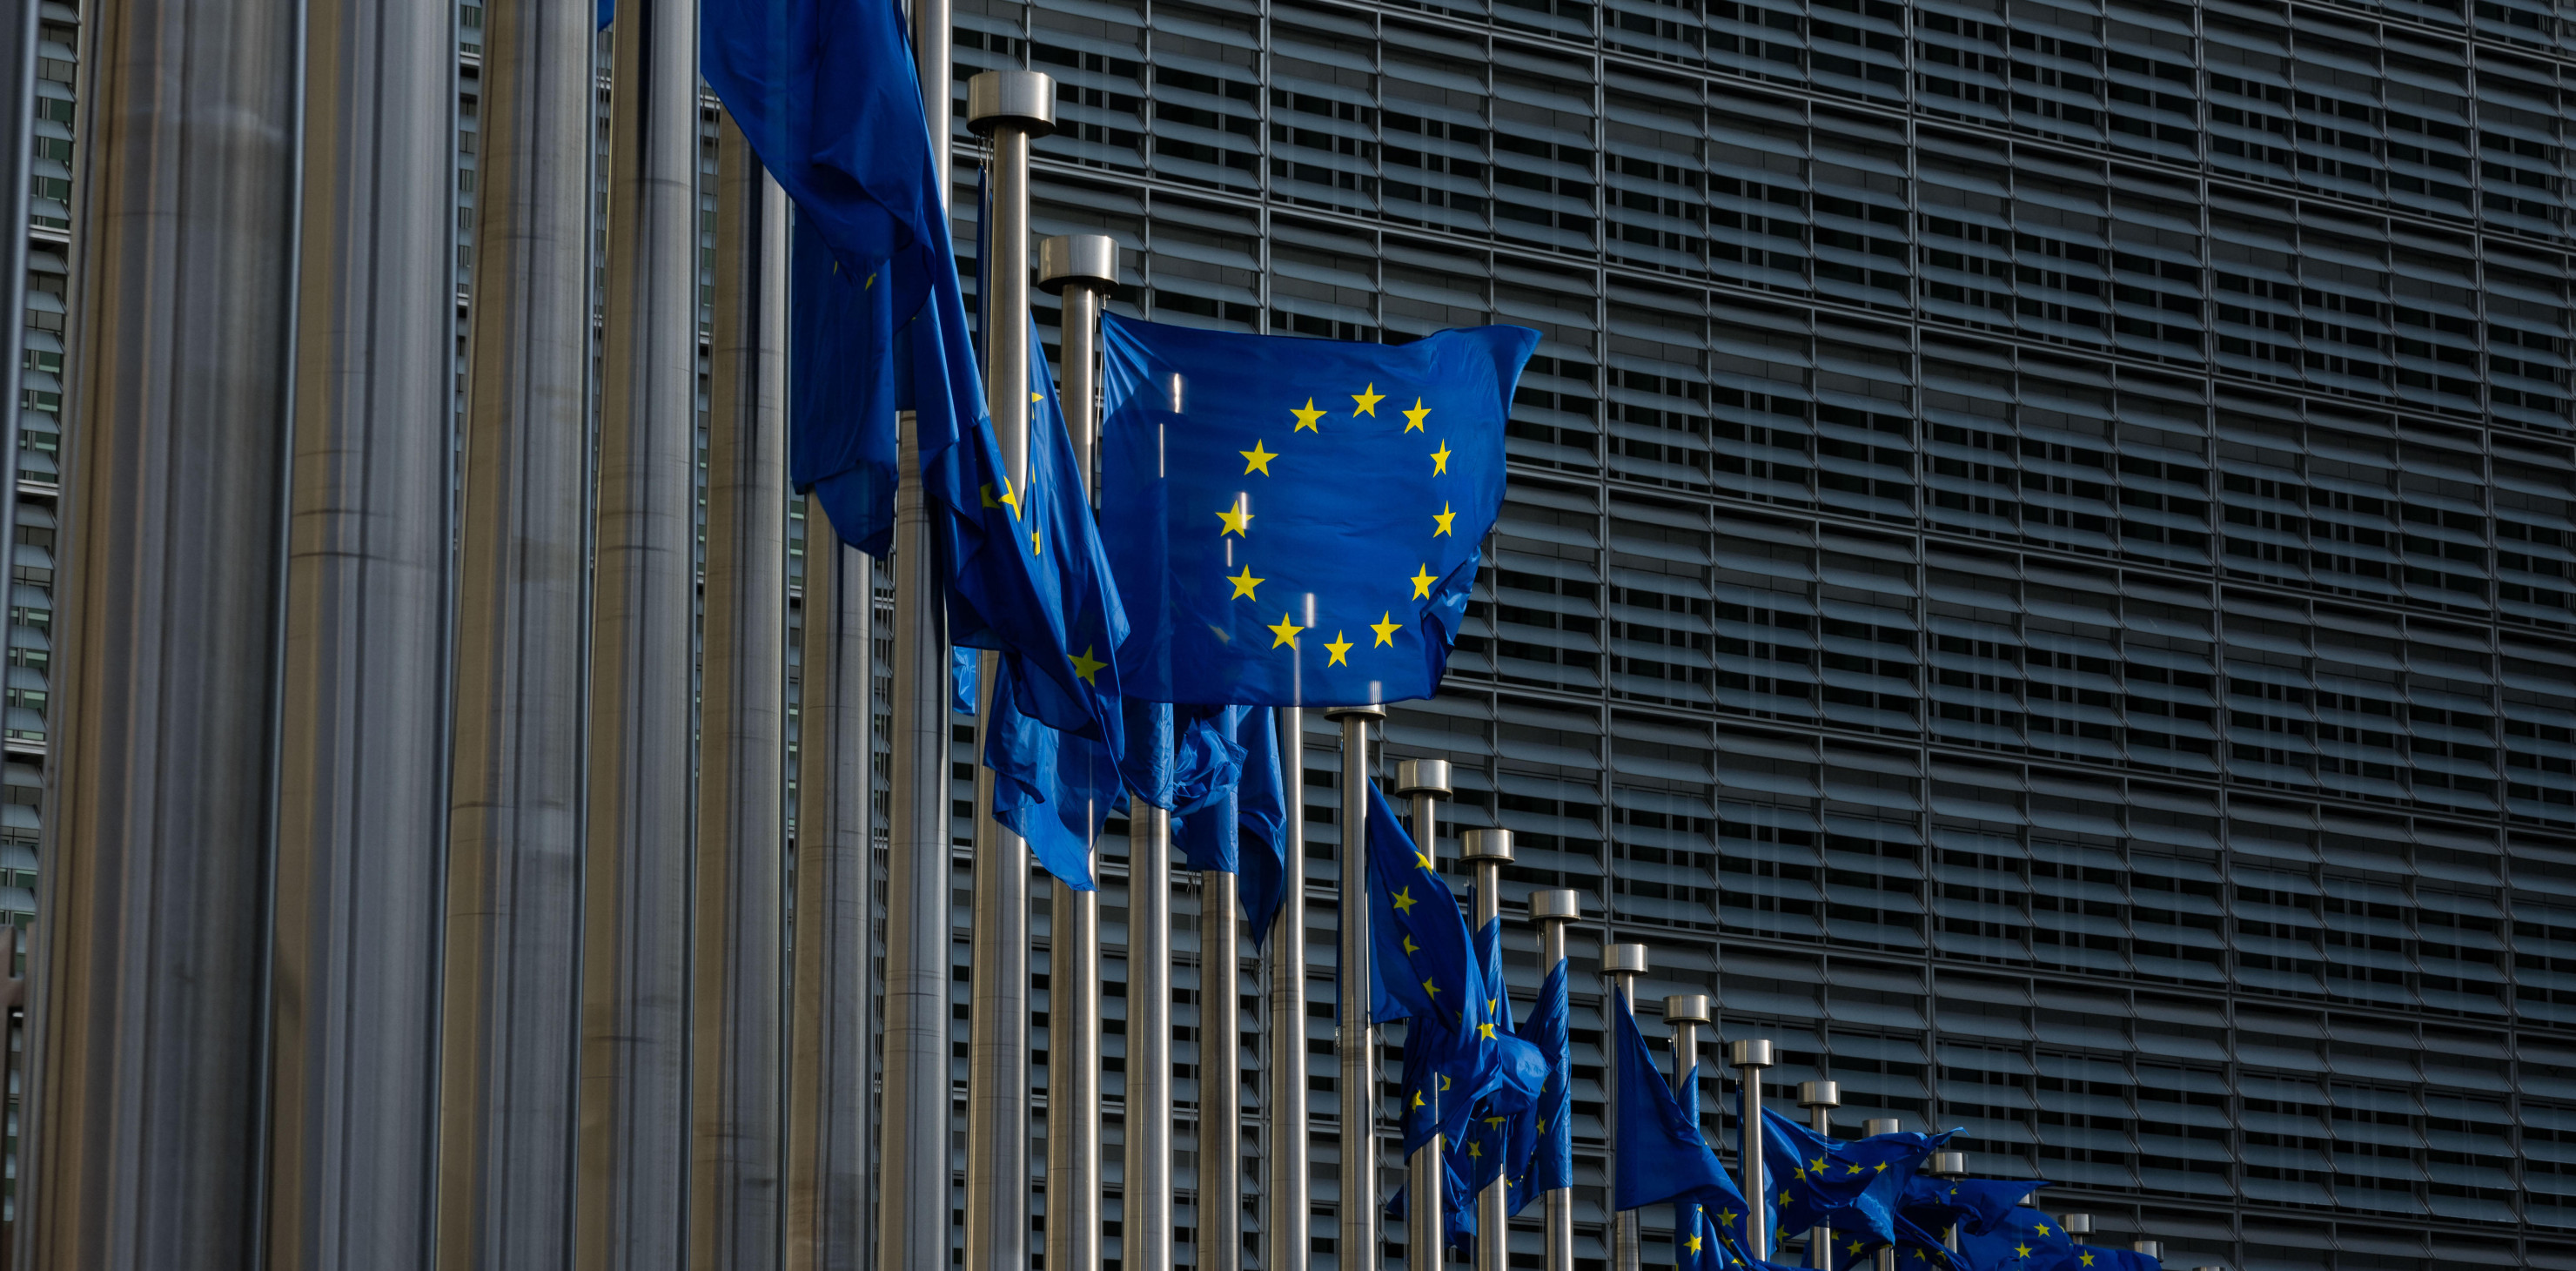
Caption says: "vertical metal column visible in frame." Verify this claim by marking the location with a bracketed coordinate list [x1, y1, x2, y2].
[1325, 703, 1386, 1271]
[20, 0, 297, 1261]
[1461, 830, 1515, 1271]
[1664, 996, 1707, 1091]
[1040, 232, 1120, 1271]
[963, 69, 1055, 1271]
[264, 0, 454, 1265]
[1732, 1042, 1776, 1263]
[1864, 1120, 1902, 1271]
[1794, 1083, 1840, 1270]
[694, 116, 790, 1271]
[1199, 865, 1244, 1271]
[1924, 1152, 1966, 1254]
[1601, 945, 1648, 1271]
[1526, 893, 1580, 1271]
[879, 0, 957, 1265]
[1265, 707, 1311, 1271]
[1126, 800, 1176, 1271]
[433, 0, 598, 1263]
[1394, 762, 1452, 1271]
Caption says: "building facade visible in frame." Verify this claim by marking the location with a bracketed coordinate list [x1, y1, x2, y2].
[955, 0, 2576, 1268]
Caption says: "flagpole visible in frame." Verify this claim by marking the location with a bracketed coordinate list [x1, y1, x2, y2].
[1199, 864, 1244, 1271]
[1731, 1041, 1776, 1262]
[1327, 703, 1388, 1271]
[1526, 892, 1581, 1271]
[694, 114, 791, 1269]
[1039, 233, 1119, 1271]
[1664, 997, 1708, 1271]
[1461, 830, 1515, 1271]
[1602, 944, 1649, 1271]
[1926, 1151, 1966, 1254]
[963, 68, 1056, 1271]
[1794, 1082, 1840, 1270]
[880, 0, 959, 1264]
[1395, 763, 1452, 1271]
[1266, 706, 1312, 1271]
[1863, 1120, 1902, 1271]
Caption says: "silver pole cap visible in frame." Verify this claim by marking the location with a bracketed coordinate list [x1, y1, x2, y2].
[1605, 942, 1649, 977]
[1322, 703, 1386, 722]
[967, 69, 1057, 136]
[1929, 1151, 1967, 1178]
[1863, 1117, 1901, 1137]
[1394, 758, 1452, 797]
[1037, 233, 1120, 294]
[1459, 828, 1513, 864]
[1727, 1039, 1773, 1069]
[1663, 994, 1710, 1025]
[2132, 1242, 2163, 1260]
[1527, 889, 1581, 925]
[2059, 1215, 2092, 1237]
[1796, 1079, 1840, 1108]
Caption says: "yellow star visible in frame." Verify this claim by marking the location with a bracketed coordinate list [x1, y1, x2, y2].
[1412, 1091, 1426, 1107]
[1291, 398, 1325, 431]
[1391, 886, 1416, 913]
[1429, 440, 1452, 474]
[1240, 440, 1278, 474]
[1372, 611, 1403, 647]
[1070, 646, 1105, 685]
[2015, 1246, 2032, 1260]
[1466, 1140, 1481, 1159]
[1432, 502, 1456, 536]
[1792, 1162, 1808, 1180]
[1267, 614, 1305, 648]
[1352, 383, 1384, 415]
[1228, 565, 1263, 599]
[1845, 1163, 1863, 1176]
[1403, 398, 1430, 431]
[1325, 631, 1353, 666]
[1715, 1210, 1738, 1226]
[1845, 1240, 1864, 1255]
[1031, 390, 1044, 403]
[1414, 846, 1435, 871]
[2032, 1224, 2052, 1237]
[1401, 936, 1419, 954]
[1809, 1157, 1828, 1176]
[1217, 497, 1252, 536]
[999, 480, 1022, 517]
[1477, 1022, 1496, 1039]
[2078, 1257, 2095, 1268]
[1684, 1237, 1702, 1255]
[1485, 1115, 1506, 1129]
[1030, 528, 1042, 555]
[1873, 1162, 1888, 1173]
[1421, 978, 1439, 998]
[1408, 564, 1438, 599]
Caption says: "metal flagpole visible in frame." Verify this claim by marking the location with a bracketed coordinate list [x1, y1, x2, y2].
[1664, 999, 1707, 1271]
[265, 0, 453, 1262]
[1199, 866, 1244, 1271]
[1526, 892, 1580, 1271]
[963, 68, 1055, 1271]
[1794, 1083, 1840, 1269]
[1925, 1151, 1966, 1255]
[433, 0, 599, 1261]
[1039, 232, 1119, 1271]
[694, 114, 791, 1271]
[1733, 1042, 1776, 1263]
[1601, 944, 1648, 1271]
[1264, 706, 1311, 1271]
[1462, 831, 1515, 1271]
[879, 0, 957, 1262]
[1126, 799, 1176, 1271]
[1326, 703, 1387, 1271]
[1394, 763, 1452, 1271]
[586, 0, 702, 1257]
[1863, 1120, 1902, 1271]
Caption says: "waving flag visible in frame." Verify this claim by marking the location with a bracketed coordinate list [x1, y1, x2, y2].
[1956, 1208, 2080, 1271]
[1171, 704, 1291, 944]
[1098, 315, 1538, 707]
[1504, 958, 1570, 1214]
[1610, 992, 1747, 1217]
[1902, 1175, 2048, 1240]
[1763, 1109, 1955, 1245]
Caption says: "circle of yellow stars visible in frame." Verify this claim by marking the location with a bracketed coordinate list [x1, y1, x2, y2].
[1228, 381, 1456, 667]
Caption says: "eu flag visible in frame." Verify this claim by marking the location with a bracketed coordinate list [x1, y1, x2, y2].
[1098, 315, 1540, 707]
[1610, 992, 1747, 1216]
[1763, 1108, 1954, 1244]
[1955, 1208, 2080, 1271]
[1171, 704, 1290, 945]
[1902, 1176, 2047, 1240]
[983, 656, 1116, 891]
[1674, 1068, 1723, 1271]
[1385, 1150, 1478, 1258]
[2074, 1247, 2161, 1271]
[1504, 958, 1570, 1214]
[1828, 1214, 1959, 1271]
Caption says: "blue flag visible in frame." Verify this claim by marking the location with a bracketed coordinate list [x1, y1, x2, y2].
[1764, 1109, 1954, 1245]
[1674, 1067, 1723, 1271]
[705, 0, 959, 557]
[1828, 1214, 1958, 1271]
[1385, 1151, 1478, 1258]
[1453, 916, 1524, 1195]
[1097, 315, 1539, 707]
[1955, 1208, 2080, 1271]
[1902, 1176, 2047, 1241]
[2073, 1247, 2160, 1271]
[953, 647, 980, 715]
[1505, 959, 1570, 1214]
[1610, 992, 1747, 1216]
[982, 656, 1114, 891]
[1171, 705, 1290, 945]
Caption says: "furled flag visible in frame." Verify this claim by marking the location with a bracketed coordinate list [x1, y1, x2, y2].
[1504, 958, 1570, 1215]
[1097, 314, 1539, 707]
[1902, 1176, 2048, 1241]
[1171, 704, 1290, 944]
[1763, 1108, 1955, 1246]
[1956, 1207, 2081, 1271]
[1452, 914, 1533, 1197]
[1610, 991, 1751, 1221]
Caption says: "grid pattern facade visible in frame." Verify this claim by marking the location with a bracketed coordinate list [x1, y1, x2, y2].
[952, 0, 2576, 1267]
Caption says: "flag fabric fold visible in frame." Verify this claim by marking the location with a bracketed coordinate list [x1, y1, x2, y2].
[1955, 1207, 2082, 1271]
[1762, 1108, 1955, 1245]
[1097, 315, 1540, 707]
[1610, 991, 1748, 1217]
[1171, 704, 1290, 945]
[1902, 1176, 2048, 1241]
[1504, 958, 1571, 1214]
